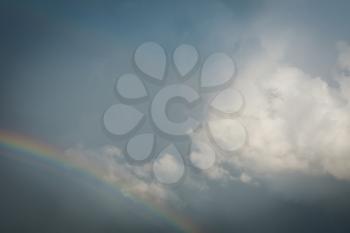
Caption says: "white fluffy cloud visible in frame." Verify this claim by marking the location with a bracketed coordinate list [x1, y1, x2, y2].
[62, 145, 180, 205]
[61, 39, 350, 203]
[209, 39, 350, 182]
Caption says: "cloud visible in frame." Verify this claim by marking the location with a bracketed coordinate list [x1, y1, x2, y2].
[206, 38, 350, 183]
[59, 38, 350, 206]
[62, 144, 180, 205]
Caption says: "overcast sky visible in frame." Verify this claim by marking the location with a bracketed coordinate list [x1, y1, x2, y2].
[2, 1, 350, 233]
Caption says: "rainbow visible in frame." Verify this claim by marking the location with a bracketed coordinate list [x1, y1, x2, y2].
[0, 129, 201, 233]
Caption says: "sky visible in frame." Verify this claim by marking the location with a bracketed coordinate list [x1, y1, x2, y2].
[2, 0, 350, 232]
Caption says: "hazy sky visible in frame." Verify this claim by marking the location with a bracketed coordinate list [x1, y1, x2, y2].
[2, 1, 350, 233]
